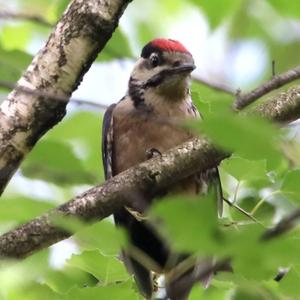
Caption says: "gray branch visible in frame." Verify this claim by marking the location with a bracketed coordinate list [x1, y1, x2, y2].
[0, 138, 226, 258]
[0, 80, 107, 110]
[1, 82, 300, 258]
[0, 0, 132, 195]
[234, 65, 300, 110]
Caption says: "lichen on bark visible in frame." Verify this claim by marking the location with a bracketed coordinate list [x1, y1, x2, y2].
[0, 0, 132, 194]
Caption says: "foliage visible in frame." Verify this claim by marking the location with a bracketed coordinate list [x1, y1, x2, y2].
[1, 0, 300, 299]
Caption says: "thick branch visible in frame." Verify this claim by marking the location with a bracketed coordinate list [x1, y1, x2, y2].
[0, 0, 131, 195]
[0, 80, 107, 110]
[0, 138, 226, 258]
[1, 81, 300, 258]
[250, 85, 300, 123]
[234, 65, 300, 110]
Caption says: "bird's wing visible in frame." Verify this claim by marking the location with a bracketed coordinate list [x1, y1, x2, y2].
[101, 101, 158, 298]
[102, 103, 116, 179]
[190, 101, 223, 217]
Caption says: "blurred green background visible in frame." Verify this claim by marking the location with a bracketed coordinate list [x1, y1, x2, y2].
[1, 0, 300, 299]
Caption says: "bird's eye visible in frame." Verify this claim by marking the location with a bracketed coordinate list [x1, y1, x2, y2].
[149, 53, 160, 68]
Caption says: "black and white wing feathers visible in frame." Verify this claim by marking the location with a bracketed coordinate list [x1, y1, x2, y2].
[102, 103, 116, 180]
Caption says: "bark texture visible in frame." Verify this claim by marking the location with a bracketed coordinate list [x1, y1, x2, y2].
[235, 66, 300, 110]
[0, 138, 226, 258]
[0, 0, 132, 195]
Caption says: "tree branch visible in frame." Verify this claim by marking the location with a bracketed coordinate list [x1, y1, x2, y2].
[0, 9, 53, 27]
[0, 0, 132, 195]
[0, 138, 227, 258]
[261, 208, 300, 241]
[192, 75, 235, 95]
[0, 80, 108, 110]
[1, 80, 300, 258]
[234, 65, 300, 110]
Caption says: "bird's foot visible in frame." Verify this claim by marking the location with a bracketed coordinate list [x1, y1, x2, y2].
[125, 206, 148, 221]
[146, 148, 162, 160]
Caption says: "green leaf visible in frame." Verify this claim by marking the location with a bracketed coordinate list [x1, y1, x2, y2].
[0, 25, 32, 51]
[75, 220, 124, 256]
[7, 284, 58, 300]
[0, 250, 49, 294]
[190, 0, 241, 28]
[55, 0, 70, 19]
[151, 195, 220, 254]
[267, 0, 300, 19]
[97, 29, 132, 61]
[0, 197, 54, 224]
[221, 156, 269, 181]
[190, 285, 228, 300]
[62, 282, 137, 300]
[233, 285, 278, 300]
[0, 46, 32, 83]
[191, 82, 233, 117]
[199, 112, 282, 169]
[221, 225, 300, 281]
[46, 112, 103, 182]
[21, 139, 95, 185]
[279, 266, 300, 298]
[67, 250, 129, 284]
[281, 169, 300, 202]
[44, 267, 97, 293]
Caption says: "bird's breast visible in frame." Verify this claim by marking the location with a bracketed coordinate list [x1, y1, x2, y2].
[112, 97, 196, 174]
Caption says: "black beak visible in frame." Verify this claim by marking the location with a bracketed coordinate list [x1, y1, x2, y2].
[171, 63, 196, 74]
[144, 63, 196, 88]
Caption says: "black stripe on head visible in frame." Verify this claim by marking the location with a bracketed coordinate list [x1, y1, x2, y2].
[141, 42, 163, 59]
[129, 77, 145, 107]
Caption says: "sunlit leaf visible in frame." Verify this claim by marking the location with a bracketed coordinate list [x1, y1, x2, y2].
[68, 250, 129, 284]
[46, 112, 103, 182]
[268, 0, 300, 19]
[151, 195, 220, 254]
[190, 0, 241, 28]
[221, 156, 268, 181]
[0, 24, 32, 51]
[281, 169, 300, 202]
[74, 220, 124, 256]
[199, 112, 282, 169]
[62, 281, 137, 300]
[0, 197, 54, 223]
[278, 266, 300, 298]
[0, 46, 32, 83]
[45, 267, 97, 293]
[97, 29, 132, 61]
[0, 251, 49, 295]
[7, 284, 58, 300]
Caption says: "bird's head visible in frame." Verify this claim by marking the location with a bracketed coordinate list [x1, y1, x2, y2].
[129, 39, 195, 104]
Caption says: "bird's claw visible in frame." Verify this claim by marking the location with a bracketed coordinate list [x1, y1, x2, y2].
[125, 206, 148, 221]
[146, 148, 162, 160]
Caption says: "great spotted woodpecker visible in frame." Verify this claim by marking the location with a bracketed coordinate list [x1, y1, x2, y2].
[102, 38, 222, 300]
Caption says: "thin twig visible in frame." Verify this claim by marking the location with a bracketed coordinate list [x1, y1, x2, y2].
[192, 75, 235, 95]
[272, 60, 276, 78]
[223, 197, 265, 226]
[0, 10, 53, 27]
[232, 181, 240, 204]
[234, 65, 300, 110]
[261, 208, 300, 241]
[0, 9, 53, 27]
[0, 80, 107, 110]
[250, 190, 281, 216]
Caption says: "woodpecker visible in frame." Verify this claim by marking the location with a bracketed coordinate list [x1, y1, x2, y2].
[102, 38, 222, 300]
